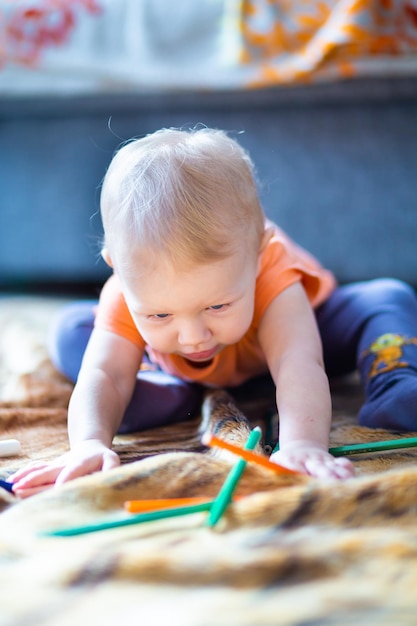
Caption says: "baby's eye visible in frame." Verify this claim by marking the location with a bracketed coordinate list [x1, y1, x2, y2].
[151, 313, 170, 319]
[208, 304, 226, 311]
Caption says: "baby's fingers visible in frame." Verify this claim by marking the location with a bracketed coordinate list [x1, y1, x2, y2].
[304, 455, 355, 480]
[12, 465, 63, 491]
[13, 484, 53, 499]
[9, 463, 51, 483]
[333, 456, 355, 478]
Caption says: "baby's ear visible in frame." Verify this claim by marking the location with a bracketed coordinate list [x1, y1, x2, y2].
[256, 225, 274, 275]
[259, 224, 274, 254]
[101, 248, 113, 268]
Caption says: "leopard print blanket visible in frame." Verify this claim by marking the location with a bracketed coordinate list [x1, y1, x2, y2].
[1, 296, 417, 625]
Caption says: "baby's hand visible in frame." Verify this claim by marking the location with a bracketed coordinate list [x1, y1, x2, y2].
[270, 440, 355, 480]
[10, 440, 120, 498]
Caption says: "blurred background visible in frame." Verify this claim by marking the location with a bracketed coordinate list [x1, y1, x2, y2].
[1, 0, 417, 295]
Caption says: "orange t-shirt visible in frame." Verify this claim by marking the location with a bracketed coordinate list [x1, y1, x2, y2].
[95, 221, 336, 387]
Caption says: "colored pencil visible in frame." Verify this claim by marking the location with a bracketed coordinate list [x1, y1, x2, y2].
[273, 436, 417, 457]
[0, 479, 14, 494]
[206, 427, 261, 528]
[202, 432, 300, 475]
[124, 497, 213, 513]
[43, 429, 261, 537]
[42, 501, 214, 537]
[329, 437, 417, 457]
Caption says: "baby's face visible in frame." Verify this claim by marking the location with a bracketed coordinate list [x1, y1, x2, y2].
[120, 249, 260, 363]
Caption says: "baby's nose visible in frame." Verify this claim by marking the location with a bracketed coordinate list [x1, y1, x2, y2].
[178, 319, 211, 346]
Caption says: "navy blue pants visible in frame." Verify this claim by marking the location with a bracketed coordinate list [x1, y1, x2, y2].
[49, 278, 417, 433]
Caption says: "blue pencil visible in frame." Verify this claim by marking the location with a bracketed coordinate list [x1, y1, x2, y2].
[0, 479, 14, 494]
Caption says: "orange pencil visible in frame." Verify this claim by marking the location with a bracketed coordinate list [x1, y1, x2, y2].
[202, 432, 300, 476]
[124, 497, 213, 513]
[124, 495, 245, 513]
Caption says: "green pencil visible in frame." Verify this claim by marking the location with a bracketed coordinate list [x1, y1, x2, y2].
[273, 436, 417, 457]
[329, 437, 417, 457]
[42, 501, 213, 537]
[206, 426, 262, 527]
[43, 427, 262, 537]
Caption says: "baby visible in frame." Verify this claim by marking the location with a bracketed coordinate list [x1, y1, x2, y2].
[13, 127, 417, 492]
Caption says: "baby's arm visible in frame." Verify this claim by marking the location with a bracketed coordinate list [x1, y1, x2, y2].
[11, 328, 142, 495]
[258, 282, 354, 480]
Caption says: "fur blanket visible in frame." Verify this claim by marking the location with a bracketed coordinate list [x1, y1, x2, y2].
[1, 296, 417, 625]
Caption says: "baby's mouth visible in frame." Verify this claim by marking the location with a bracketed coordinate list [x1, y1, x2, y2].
[182, 345, 219, 362]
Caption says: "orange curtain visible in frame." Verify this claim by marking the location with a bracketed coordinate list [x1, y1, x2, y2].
[239, 0, 417, 86]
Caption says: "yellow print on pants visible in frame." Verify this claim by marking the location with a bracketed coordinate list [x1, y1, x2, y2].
[361, 333, 417, 380]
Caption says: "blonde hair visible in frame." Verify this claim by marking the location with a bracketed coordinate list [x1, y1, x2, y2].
[101, 127, 265, 269]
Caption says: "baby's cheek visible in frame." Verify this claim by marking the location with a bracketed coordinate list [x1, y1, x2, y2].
[137, 328, 171, 352]
[222, 316, 252, 344]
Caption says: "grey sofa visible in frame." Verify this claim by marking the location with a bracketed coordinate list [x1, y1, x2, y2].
[1, 76, 416, 291]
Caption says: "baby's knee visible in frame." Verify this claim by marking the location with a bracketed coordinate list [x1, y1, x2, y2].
[367, 278, 417, 308]
[47, 302, 96, 382]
